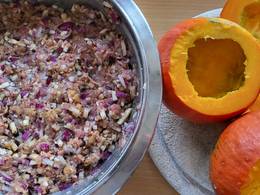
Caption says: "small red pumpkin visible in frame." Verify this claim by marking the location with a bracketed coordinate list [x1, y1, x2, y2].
[210, 111, 260, 195]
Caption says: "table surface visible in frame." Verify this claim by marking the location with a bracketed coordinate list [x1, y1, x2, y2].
[118, 0, 225, 194]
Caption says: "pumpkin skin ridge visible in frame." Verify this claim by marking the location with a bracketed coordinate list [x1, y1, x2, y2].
[159, 18, 260, 123]
[210, 112, 260, 195]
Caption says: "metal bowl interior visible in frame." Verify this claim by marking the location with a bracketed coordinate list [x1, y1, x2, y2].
[0, 0, 162, 194]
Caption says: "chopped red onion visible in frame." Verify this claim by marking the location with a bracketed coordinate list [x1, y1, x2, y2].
[109, 10, 119, 23]
[35, 103, 44, 109]
[48, 55, 57, 62]
[19, 159, 30, 166]
[58, 22, 75, 31]
[8, 56, 19, 62]
[0, 172, 13, 183]
[46, 76, 53, 86]
[21, 181, 29, 190]
[0, 159, 5, 166]
[62, 130, 73, 142]
[116, 91, 128, 98]
[34, 186, 43, 193]
[39, 143, 50, 152]
[101, 151, 111, 160]
[21, 90, 28, 98]
[123, 122, 135, 133]
[0, 64, 5, 71]
[21, 130, 31, 141]
[80, 92, 88, 100]
[56, 47, 63, 55]
[35, 87, 47, 98]
[58, 182, 72, 191]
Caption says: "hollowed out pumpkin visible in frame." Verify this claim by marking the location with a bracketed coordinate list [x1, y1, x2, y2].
[210, 111, 260, 195]
[249, 94, 260, 112]
[158, 18, 260, 123]
[221, 0, 260, 39]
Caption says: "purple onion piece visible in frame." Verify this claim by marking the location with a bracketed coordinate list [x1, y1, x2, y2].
[0, 159, 5, 166]
[48, 55, 57, 63]
[58, 22, 75, 31]
[80, 92, 88, 100]
[101, 151, 111, 160]
[35, 87, 47, 98]
[0, 173, 13, 183]
[21, 90, 28, 98]
[2, 98, 8, 106]
[116, 91, 128, 98]
[46, 76, 53, 86]
[89, 166, 99, 175]
[0, 64, 5, 71]
[41, 17, 49, 26]
[56, 47, 63, 55]
[62, 130, 73, 142]
[19, 159, 30, 166]
[105, 98, 114, 107]
[21, 130, 31, 141]
[35, 103, 44, 109]
[123, 122, 135, 133]
[34, 186, 43, 193]
[39, 143, 50, 152]
[109, 10, 119, 23]
[21, 181, 28, 190]
[32, 132, 40, 139]
[8, 56, 19, 62]
[104, 85, 112, 90]
[58, 182, 72, 191]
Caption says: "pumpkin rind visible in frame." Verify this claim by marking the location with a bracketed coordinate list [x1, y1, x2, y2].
[210, 112, 260, 195]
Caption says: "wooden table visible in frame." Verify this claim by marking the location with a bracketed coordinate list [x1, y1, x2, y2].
[118, 0, 225, 194]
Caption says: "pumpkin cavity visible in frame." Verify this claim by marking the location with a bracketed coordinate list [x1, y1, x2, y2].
[241, 2, 260, 39]
[186, 38, 246, 98]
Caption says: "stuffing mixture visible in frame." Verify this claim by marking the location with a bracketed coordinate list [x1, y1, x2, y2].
[0, 1, 138, 194]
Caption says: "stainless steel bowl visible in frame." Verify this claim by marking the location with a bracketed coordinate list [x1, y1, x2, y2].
[1, 0, 162, 194]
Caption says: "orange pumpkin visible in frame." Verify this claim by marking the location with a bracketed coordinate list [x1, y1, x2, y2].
[249, 94, 260, 112]
[158, 17, 260, 123]
[210, 111, 260, 195]
[221, 0, 260, 39]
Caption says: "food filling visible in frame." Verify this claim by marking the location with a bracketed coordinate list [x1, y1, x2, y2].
[186, 38, 246, 98]
[0, 1, 138, 194]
